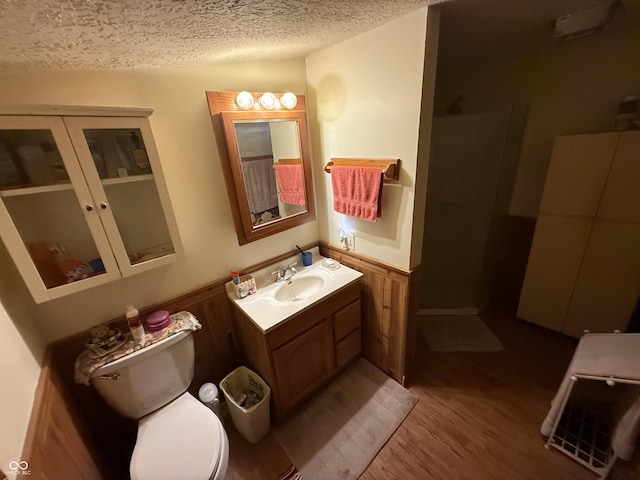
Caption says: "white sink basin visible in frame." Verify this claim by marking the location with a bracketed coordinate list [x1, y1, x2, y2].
[225, 248, 363, 332]
[275, 274, 326, 302]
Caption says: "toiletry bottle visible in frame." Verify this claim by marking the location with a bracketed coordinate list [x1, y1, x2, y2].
[129, 131, 150, 170]
[86, 138, 107, 178]
[125, 304, 145, 343]
[231, 271, 241, 284]
[41, 141, 68, 183]
[0, 141, 21, 186]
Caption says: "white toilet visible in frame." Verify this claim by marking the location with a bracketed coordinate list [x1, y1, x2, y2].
[90, 330, 229, 480]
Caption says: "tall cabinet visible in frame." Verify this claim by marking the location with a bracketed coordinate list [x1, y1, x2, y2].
[518, 131, 640, 338]
[0, 106, 183, 303]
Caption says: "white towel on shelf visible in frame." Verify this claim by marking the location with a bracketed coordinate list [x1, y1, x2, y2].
[541, 333, 640, 460]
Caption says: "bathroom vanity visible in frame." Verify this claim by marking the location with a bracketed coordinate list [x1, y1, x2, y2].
[226, 250, 362, 415]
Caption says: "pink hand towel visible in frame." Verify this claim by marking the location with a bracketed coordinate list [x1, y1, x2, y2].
[274, 163, 305, 205]
[331, 165, 383, 222]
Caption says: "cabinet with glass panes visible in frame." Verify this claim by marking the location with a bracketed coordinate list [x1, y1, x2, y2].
[0, 106, 183, 303]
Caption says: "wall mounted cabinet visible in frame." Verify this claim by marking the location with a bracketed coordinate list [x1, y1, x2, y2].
[0, 106, 183, 303]
[518, 131, 640, 337]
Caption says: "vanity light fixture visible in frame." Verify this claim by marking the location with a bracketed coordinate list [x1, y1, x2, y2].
[259, 92, 278, 110]
[279, 92, 298, 109]
[234, 91, 299, 111]
[235, 91, 255, 110]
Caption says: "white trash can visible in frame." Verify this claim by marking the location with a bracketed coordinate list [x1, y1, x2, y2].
[220, 366, 271, 443]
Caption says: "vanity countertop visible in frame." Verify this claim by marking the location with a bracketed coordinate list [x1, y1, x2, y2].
[225, 246, 362, 332]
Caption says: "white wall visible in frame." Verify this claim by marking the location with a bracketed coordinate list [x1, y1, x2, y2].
[306, 7, 430, 270]
[0, 243, 46, 479]
[435, 27, 640, 217]
[0, 59, 317, 341]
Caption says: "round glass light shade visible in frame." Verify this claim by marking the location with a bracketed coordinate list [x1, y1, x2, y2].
[259, 92, 277, 110]
[279, 92, 298, 109]
[235, 91, 254, 110]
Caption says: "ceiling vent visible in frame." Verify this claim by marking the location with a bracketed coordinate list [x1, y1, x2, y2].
[554, 2, 615, 40]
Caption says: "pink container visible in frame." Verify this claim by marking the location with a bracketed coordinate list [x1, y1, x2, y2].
[146, 310, 172, 338]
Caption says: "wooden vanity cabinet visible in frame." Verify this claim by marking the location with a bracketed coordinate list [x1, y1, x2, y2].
[231, 280, 361, 416]
[271, 319, 334, 413]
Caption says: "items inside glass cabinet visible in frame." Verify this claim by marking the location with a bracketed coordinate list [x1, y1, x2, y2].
[27, 240, 105, 289]
[0, 128, 152, 190]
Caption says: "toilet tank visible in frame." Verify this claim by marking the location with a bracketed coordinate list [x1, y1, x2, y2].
[91, 330, 195, 419]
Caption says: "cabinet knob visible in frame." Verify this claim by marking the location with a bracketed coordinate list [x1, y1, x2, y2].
[85, 204, 94, 212]
[99, 202, 108, 210]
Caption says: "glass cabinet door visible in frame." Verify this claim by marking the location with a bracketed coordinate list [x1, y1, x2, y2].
[63, 117, 182, 276]
[0, 116, 120, 302]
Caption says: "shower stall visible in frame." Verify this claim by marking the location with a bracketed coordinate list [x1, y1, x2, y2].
[420, 106, 527, 313]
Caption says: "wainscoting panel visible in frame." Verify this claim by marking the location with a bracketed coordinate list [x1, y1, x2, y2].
[22, 352, 104, 480]
[41, 243, 419, 475]
[49, 280, 237, 478]
[319, 242, 420, 383]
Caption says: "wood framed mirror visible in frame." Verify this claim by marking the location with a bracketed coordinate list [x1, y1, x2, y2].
[206, 91, 315, 245]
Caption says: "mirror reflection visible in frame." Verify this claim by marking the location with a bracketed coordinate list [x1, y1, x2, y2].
[206, 90, 315, 245]
[234, 120, 306, 226]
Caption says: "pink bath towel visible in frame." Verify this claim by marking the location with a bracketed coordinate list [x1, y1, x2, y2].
[274, 163, 305, 205]
[331, 165, 383, 222]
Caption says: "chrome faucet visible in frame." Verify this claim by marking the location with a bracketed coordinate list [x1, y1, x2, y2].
[271, 262, 297, 282]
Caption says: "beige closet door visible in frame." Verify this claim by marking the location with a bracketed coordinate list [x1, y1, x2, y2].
[563, 220, 640, 338]
[539, 133, 618, 217]
[597, 131, 640, 223]
[517, 214, 592, 332]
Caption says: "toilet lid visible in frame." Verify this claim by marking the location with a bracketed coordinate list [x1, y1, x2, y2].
[130, 393, 223, 480]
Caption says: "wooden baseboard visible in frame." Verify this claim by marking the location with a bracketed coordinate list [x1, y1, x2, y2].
[418, 307, 480, 316]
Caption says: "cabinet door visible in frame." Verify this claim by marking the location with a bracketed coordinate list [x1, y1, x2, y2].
[597, 131, 640, 223]
[0, 116, 121, 302]
[272, 320, 333, 412]
[517, 214, 592, 332]
[539, 133, 618, 217]
[63, 117, 183, 277]
[562, 221, 640, 338]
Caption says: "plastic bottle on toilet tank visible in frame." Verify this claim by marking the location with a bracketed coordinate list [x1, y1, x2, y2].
[125, 304, 145, 343]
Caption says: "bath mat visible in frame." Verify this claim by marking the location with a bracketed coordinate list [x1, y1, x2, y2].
[418, 315, 504, 352]
[273, 358, 417, 480]
[276, 465, 303, 480]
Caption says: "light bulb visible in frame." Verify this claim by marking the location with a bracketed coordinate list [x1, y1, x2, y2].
[279, 92, 298, 109]
[235, 91, 254, 110]
[259, 92, 277, 110]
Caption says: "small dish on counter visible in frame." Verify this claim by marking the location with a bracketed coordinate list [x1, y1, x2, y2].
[323, 258, 341, 270]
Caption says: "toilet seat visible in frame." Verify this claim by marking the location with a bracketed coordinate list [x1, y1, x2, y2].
[130, 392, 228, 480]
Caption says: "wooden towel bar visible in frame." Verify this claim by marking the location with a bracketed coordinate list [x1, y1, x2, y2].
[323, 157, 400, 180]
[272, 157, 302, 169]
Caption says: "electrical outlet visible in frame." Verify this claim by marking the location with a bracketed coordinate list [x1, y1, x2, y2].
[346, 233, 355, 250]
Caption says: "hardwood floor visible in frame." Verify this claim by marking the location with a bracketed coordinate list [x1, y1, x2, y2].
[224, 301, 640, 479]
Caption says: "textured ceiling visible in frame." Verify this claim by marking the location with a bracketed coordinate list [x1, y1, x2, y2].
[0, 0, 448, 71]
[1, 0, 636, 72]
